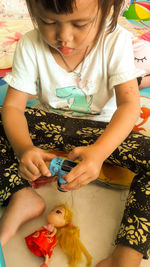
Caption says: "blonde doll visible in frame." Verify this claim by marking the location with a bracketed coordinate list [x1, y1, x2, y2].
[25, 205, 92, 267]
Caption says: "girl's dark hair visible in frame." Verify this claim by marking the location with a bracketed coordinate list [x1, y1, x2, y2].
[99, 0, 125, 33]
[26, 0, 125, 33]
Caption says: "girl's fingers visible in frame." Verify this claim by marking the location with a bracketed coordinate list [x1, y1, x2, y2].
[42, 151, 56, 162]
[19, 167, 40, 181]
[19, 159, 51, 181]
[68, 147, 83, 161]
[33, 160, 51, 177]
[20, 172, 35, 182]
[62, 173, 93, 191]
[23, 162, 40, 175]
[19, 161, 44, 181]
[65, 162, 85, 183]
[19, 160, 40, 175]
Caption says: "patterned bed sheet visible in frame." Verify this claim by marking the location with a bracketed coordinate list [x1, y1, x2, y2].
[0, 18, 33, 69]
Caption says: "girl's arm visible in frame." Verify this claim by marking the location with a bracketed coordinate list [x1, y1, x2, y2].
[93, 78, 140, 160]
[2, 86, 33, 157]
[62, 78, 140, 191]
[2, 86, 53, 181]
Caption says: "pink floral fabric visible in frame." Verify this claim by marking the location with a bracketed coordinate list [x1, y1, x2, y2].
[0, 18, 33, 69]
[0, 0, 29, 18]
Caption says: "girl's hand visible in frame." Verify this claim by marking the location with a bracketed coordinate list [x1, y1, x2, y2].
[18, 146, 55, 181]
[61, 144, 103, 191]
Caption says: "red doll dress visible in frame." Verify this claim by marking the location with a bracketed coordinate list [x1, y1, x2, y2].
[25, 227, 58, 258]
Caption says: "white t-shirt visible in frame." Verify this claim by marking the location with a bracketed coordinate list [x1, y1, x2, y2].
[4, 25, 144, 121]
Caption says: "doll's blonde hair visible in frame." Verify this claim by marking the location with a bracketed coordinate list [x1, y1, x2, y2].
[56, 205, 92, 267]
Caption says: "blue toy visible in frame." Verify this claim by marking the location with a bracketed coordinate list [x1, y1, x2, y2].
[49, 157, 78, 191]
[0, 243, 6, 267]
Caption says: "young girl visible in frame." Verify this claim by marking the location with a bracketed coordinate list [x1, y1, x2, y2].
[0, 0, 149, 266]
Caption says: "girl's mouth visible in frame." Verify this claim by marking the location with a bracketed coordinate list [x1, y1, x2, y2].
[58, 47, 74, 55]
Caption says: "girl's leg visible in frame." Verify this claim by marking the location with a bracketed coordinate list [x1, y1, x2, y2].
[96, 245, 142, 267]
[0, 108, 66, 246]
[96, 131, 150, 267]
[0, 187, 45, 246]
[106, 131, 150, 264]
[60, 117, 150, 267]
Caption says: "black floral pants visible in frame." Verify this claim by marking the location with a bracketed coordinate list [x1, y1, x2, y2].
[0, 107, 150, 258]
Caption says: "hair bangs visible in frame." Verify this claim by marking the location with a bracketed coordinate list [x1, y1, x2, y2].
[35, 0, 76, 14]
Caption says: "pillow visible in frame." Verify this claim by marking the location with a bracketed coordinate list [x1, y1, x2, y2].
[118, 4, 150, 89]
[0, 18, 33, 69]
[0, 0, 32, 69]
[133, 38, 150, 89]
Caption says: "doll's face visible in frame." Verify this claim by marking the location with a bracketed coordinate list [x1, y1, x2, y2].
[46, 206, 66, 227]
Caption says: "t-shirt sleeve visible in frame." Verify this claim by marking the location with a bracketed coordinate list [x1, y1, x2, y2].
[107, 27, 145, 89]
[3, 32, 38, 95]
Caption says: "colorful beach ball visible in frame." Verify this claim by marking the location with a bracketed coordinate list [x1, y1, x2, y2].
[123, 1, 150, 27]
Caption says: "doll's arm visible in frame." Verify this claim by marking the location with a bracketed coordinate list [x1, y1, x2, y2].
[43, 224, 57, 237]
[49, 227, 57, 237]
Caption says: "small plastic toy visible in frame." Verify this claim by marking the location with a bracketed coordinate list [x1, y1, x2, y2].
[25, 205, 92, 267]
[49, 157, 78, 191]
[0, 242, 6, 267]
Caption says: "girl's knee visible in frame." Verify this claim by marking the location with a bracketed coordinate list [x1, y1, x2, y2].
[34, 194, 46, 215]
[24, 187, 46, 215]
[11, 187, 46, 215]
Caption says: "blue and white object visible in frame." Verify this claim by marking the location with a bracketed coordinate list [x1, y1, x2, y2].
[49, 157, 78, 191]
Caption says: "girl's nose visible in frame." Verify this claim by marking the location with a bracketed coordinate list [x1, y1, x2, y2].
[56, 23, 73, 43]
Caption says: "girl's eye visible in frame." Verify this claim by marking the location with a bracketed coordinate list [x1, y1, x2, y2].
[39, 18, 89, 28]
[40, 19, 56, 25]
[73, 23, 89, 29]
[43, 22, 56, 26]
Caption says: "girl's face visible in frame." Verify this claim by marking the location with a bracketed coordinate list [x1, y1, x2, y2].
[34, 0, 101, 56]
